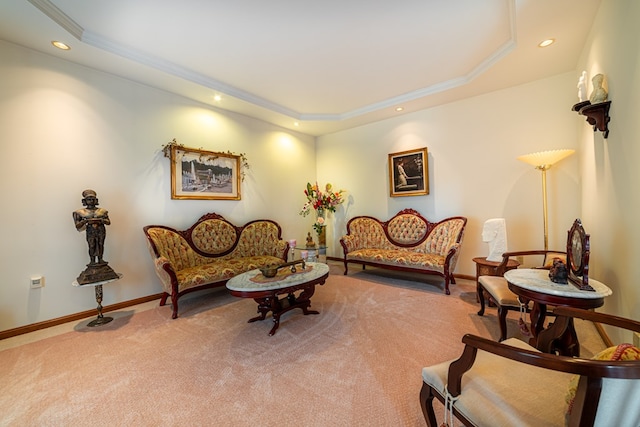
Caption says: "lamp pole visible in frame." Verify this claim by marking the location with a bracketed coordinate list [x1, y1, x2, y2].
[538, 165, 551, 251]
[517, 149, 575, 251]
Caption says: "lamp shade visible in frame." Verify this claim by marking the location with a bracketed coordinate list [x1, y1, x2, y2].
[517, 149, 575, 170]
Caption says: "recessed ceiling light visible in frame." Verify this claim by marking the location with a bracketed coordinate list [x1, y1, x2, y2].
[51, 41, 70, 50]
[294, 122, 299, 127]
[213, 95, 222, 102]
[395, 107, 404, 112]
[538, 38, 555, 48]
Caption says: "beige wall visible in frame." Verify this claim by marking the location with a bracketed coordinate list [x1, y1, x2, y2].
[317, 73, 582, 273]
[575, 0, 640, 342]
[0, 40, 316, 330]
[2, 0, 638, 335]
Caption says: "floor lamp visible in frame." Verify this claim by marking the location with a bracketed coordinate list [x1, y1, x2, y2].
[517, 149, 575, 250]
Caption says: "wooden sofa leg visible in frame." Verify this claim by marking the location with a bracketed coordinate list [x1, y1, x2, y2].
[343, 261, 349, 275]
[159, 292, 169, 306]
[444, 277, 451, 295]
[419, 383, 439, 427]
[171, 293, 179, 319]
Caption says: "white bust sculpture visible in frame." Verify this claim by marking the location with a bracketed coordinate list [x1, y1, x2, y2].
[577, 71, 587, 102]
[589, 73, 608, 104]
[482, 218, 508, 262]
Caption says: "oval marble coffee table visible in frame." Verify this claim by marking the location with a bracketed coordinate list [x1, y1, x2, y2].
[226, 262, 329, 336]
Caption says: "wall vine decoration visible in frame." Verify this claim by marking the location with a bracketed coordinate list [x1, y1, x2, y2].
[161, 138, 250, 181]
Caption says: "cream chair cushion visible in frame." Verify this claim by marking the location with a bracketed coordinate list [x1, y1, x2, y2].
[478, 275, 521, 307]
[423, 338, 640, 426]
[422, 338, 571, 426]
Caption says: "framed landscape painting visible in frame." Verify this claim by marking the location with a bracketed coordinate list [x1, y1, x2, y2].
[170, 146, 241, 200]
[388, 147, 429, 197]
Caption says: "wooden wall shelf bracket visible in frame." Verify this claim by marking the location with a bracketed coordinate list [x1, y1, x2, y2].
[572, 101, 611, 138]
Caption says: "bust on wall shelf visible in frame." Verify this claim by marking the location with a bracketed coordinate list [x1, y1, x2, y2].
[589, 73, 608, 104]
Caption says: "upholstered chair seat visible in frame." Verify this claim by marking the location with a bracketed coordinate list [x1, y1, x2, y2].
[477, 250, 566, 341]
[420, 307, 640, 427]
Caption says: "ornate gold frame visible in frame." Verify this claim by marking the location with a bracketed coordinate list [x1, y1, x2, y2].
[170, 146, 241, 200]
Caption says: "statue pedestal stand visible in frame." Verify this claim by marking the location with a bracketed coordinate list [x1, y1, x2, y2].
[73, 267, 122, 327]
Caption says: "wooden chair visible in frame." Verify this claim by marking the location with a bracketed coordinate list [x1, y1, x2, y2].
[420, 307, 640, 427]
[477, 250, 566, 341]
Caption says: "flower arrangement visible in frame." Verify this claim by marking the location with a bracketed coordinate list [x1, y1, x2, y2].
[299, 182, 345, 218]
[312, 216, 325, 235]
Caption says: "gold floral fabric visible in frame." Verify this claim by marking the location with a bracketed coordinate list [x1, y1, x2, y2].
[342, 215, 465, 272]
[233, 222, 287, 258]
[387, 214, 428, 244]
[347, 249, 445, 273]
[146, 228, 211, 272]
[145, 219, 286, 293]
[191, 220, 238, 255]
[174, 255, 283, 292]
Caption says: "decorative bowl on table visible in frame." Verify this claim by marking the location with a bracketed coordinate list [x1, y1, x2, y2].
[259, 260, 306, 278]
[259, 265, 281, 278]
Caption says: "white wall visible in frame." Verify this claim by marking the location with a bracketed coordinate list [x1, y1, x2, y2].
[0, 40, 316, 330]
[317, 73, 581, 274]
[575, 0, 640, 342]
[4, 0, 639, 335]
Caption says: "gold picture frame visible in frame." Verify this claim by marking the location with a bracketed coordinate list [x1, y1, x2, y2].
[388, 147, 429, 197]
[170, 145, 241, 200]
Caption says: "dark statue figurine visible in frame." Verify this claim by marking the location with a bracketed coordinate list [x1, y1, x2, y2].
[73, 189, 119, 284]
[548, 257, 569, 284]
[73, 189, 110, 264]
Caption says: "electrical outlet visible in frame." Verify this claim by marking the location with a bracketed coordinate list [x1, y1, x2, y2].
[634, 332, 640, 348]
[30, 276, 44, 288]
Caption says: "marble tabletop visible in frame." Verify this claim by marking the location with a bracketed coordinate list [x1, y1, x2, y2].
[504, 269, 612, 299]
[226, 262, 329, 292]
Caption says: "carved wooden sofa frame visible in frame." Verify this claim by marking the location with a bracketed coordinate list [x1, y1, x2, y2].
[339, 209, 467, 294]
[143, 213, 288, 318]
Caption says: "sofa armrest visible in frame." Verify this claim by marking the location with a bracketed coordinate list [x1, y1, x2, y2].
[152, 256, 178, 294]
[341, 234, 361, 254]
[444, 242, 462, 271]
[274, 240, 288, 260]
[424, 217, 466, 257]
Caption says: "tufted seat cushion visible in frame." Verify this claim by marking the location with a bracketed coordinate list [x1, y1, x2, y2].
[346, 249, 445, 273]
[174, 255, 285, 292]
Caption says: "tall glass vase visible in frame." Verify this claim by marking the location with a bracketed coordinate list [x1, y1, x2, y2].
[318, 226, 326, 246]
[316, 208, 327, 246]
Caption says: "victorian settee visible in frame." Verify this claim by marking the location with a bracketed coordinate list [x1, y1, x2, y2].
[339, 209, 467, 294]
[143, 213, 288, 318]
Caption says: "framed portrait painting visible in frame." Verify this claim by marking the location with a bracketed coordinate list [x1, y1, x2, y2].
[388, 147, 429, 197]
[170, 146, 241, 200]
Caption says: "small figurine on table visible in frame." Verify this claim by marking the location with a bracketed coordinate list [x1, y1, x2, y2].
[305, 232, 316, 248]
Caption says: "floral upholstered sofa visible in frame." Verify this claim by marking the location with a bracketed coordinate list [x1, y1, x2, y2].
[143, 213, 288, 318]
[340, 209, 467, 294]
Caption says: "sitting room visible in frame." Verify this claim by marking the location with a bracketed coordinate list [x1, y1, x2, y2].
[1, 1, 639, 425]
